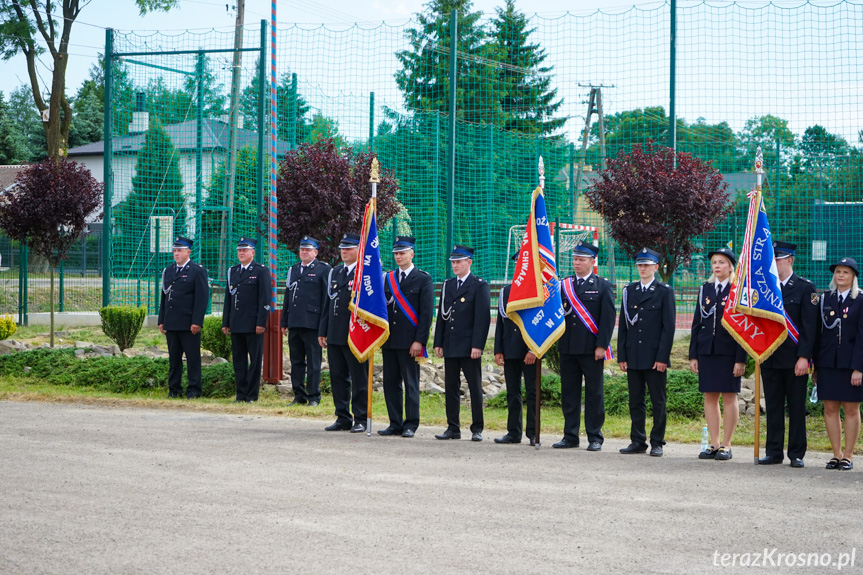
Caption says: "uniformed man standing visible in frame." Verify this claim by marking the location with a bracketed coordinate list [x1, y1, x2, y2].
[759, 240, 818, 468]
[493, 283, 537, 445]
[280, 236, 331, 407]
[379, 236, 434, 438]
[433, 245, 491, 442]
[158, 236, 208, 399]
[555, 240, 615, 450]
[617, 248, 676, 457]
[319, 233, 368, 433]
[221, 237, 271, 403]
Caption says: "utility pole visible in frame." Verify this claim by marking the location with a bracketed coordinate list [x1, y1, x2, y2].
[219, 0, 245, 278]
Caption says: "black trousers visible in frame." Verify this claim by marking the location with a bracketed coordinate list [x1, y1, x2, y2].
[559, 353, 605, 444]
[231, 332, 264, 402]
[503, 359, 537, 439]
[444, 357, 483, 433]
[761, 366, 808, 460]
[626, 368, 667, 448]
[382, 349, 421, 432]
[328, 344, 368, 425]
[165, 330, 202, 398]
[288, 327, 322, 403]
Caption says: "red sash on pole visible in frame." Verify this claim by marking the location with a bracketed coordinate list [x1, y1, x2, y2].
[562, 277, 613, 361]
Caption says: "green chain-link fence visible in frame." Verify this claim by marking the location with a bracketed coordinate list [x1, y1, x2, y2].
[6, 1, 862, 326]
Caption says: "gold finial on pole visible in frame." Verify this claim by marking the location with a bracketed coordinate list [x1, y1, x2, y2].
[538, 155, 545, 190]
[755, 146, 763, 191]
[369, 157, 380, 183]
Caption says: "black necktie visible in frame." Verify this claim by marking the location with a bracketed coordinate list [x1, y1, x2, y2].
[577, 278, 585, 287]
[400, 271, 406, 284]
[457, 279, 463, 290]
[838, 294, 844, 307]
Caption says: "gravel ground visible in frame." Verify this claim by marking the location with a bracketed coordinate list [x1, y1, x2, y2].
[1, 401, 861, 574]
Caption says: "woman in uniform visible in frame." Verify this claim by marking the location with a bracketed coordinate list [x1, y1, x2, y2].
[813, 257, 863, 471]
[689, 248, 747, 461]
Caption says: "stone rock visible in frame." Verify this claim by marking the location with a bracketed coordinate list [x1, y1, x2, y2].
[212, 357, 228, 364]
[0, 341, 18, 355]
[92, 345, 111, 355]
[425, 382, 444, 394]
[486, 364, 496, 373]
[75, 341, 94, 349]
[738, 399, 746, 414]
[109, 345, 121, 356]
[23, 366, 31, 373]
[760, 397, 766, 412]
[74, 348, 86, 356]
[122, 350, 136, 358]
[745, 405, 756, 416]
[739, 388, 754, 402]
[741, 378, 755, 391]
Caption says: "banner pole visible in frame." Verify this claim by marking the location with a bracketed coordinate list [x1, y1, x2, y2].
[753, 361, 762, 464]
[366, 359, 374, 436]
[534, 357, 542, 449]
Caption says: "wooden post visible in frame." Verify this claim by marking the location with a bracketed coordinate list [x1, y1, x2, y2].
[534, 358, 542, 449]
[753, 361, 762, 464]
[366, 360, 374, 436]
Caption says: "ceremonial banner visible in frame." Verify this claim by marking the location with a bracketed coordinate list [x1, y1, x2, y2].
[722, 186, 788, 361]
[348, 198, 389, 362]
[505, 186, 565, 358]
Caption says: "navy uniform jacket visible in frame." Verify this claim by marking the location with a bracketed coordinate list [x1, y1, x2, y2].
[280, 259, 331, 332]
[433, 273, 491, 358]
[814, 290, 863, 371]
[382, 268, 434, 350]
[221, 261, 272, 333]
[494, 285, 530, 360]
[557, 274, 615, 355]
[158, 261, 208, 331]
[762, 273, 818, 370]
[617, 280, 676, 370]
[688, 281, 748, 362]
[319, 263, 355, 346]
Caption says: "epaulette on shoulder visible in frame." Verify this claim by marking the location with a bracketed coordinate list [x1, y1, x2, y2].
[417, 269, 431, 277]
[799, 276, 814, 285]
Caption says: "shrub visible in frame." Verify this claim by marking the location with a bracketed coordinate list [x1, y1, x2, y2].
[605, 369, 704, 419]
[485, 374, 562, 409]
[99, 306, 146, 351]
[201, 316, 231, 359]
[0, 348, 235, 398]
[0, 314, 17, 340]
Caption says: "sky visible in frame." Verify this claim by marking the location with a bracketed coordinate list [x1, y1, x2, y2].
[0, 0, 635, 97]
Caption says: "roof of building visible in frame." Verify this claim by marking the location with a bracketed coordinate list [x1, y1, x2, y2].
[0, 165, 27, 191]
[67, 118, 293, 157]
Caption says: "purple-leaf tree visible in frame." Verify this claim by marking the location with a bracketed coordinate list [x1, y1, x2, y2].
[276, 138, 400, 264]
[0, 157, 102, 346]
[584, 142, 732, 282]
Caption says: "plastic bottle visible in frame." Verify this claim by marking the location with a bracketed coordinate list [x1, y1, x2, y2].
[700, 426, 709, 452]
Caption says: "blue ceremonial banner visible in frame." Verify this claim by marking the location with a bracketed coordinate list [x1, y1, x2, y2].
[348, 199, 390, 362]
[505, 187, 565, 358]
[722, 188, 788, 361]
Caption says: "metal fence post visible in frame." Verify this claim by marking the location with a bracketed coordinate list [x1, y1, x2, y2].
[102, 28, 114, 307]
[446, 8, 457, 276]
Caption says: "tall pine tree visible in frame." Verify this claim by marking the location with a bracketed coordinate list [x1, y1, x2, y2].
[489, 0, 564, 136]
[114, 121, 186, 273]
[395, 0, 504, 126]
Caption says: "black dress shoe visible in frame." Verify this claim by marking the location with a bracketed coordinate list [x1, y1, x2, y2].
[471, 432, 482, 442]
[231, 399, 244, 404]
[377, 426, 400, 436]
[168, 392, 182, 398]
[350, 423, 366, 433]
[325, 421, 351, 431]
[401, 429, 415, 438]
[494, 434, 521, 444]
[527, 436, 536, 446]
[758, 455, 783, 465]
[435, 429, 461, 440]
[586, 441, 602, 452]
[649, 446, 663, 457]
[790, 458, 804, 468]
[287, 398, 307, 406]
[308, 400, 320, 407]
[552, 438, 579, 449]
[619, 443, 648, 454]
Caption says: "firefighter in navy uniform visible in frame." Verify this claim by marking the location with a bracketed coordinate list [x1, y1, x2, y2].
[280, 236, 331, 407]
[759, 241, 818, 468]
[319, 233, 368, 433]
[158, 236, 209, 399]
[493, 282, 537, 445]
[221, 237, 271, 403]
[433, 245, 491, 442]
[555, 240, 615, 451]
[616, 248, 676, 457]
[379, 236, 434, 438]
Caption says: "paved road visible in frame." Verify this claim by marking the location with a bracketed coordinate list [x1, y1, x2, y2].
[1, 401, 861, 574]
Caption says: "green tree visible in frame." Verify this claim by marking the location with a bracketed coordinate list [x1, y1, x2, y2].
[114, 121, 186, 273]
[799, 125, 849, 173]
[4, 85, 46, 160]
[183, 54, 227, 119]
[0, 91, 32, 164]
[395, 0, 504, 126]
[0, 0, 178, 156]
[147, 76, 195, 126]
[677, 118, 743, 173]
[67, 90, 103, 148]
[589, 106, 668, 161]
[488, 0, 564, 136]
[739, 115, 796, 176]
